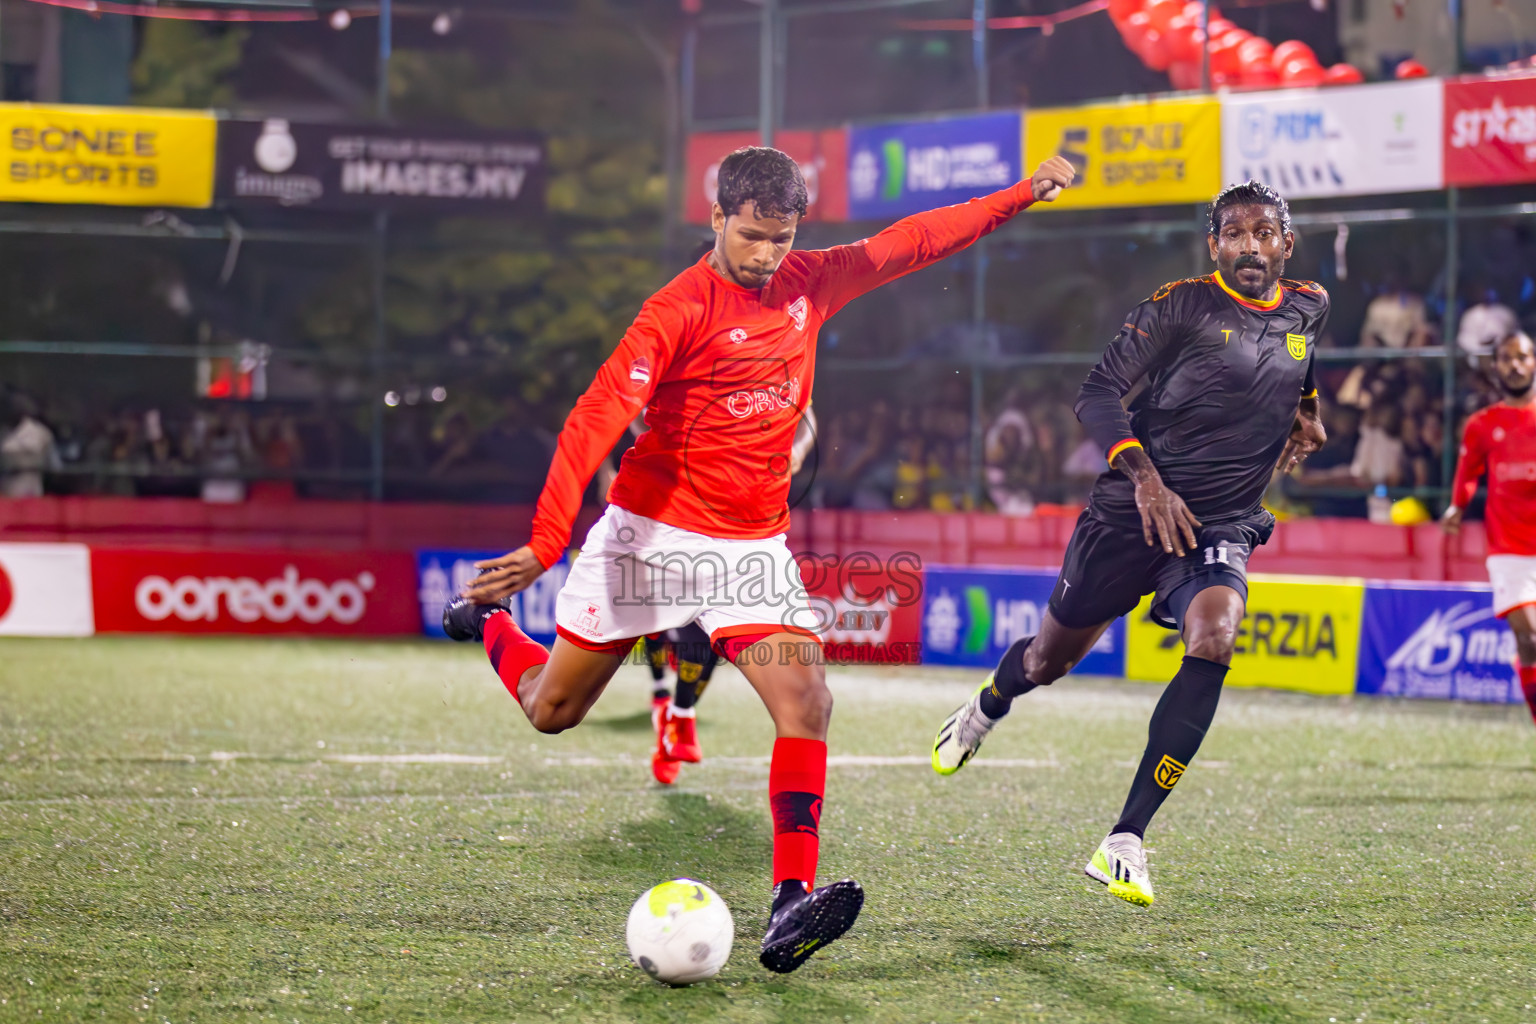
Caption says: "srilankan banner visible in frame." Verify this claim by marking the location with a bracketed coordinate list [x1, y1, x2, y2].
[847, 112, 1020, 220]
[91, 548, 418, 635]
[418, 549, 569, 644]
[216, 119, 545, 212]
[1444, 72, 1536, 186]
[1222, 80, 1443, 198]
[0, 103, 215, 207]
[1126, 574, 1364, 696]
[1024, 96, 1220, 209]
[684, 129, 848, 223]
[919, 566, 1124, 675]
[1357, 581, 1521, 703]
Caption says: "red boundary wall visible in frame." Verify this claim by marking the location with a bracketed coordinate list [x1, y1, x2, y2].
[0, 497, 1489, 581]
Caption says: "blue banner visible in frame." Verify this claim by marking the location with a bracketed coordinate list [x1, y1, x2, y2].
[1358, 582, 1520, 703]
[919, 566, 1124, 676]
[847, 112, 1021, 220]
[417, 549, 569, 643]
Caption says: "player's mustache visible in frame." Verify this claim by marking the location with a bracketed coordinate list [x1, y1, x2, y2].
[1234, 255, 1266, 272]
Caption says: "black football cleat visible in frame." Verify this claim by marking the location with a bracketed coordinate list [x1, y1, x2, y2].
[758, 879, 864, 974]
[441, 593, 512, 642]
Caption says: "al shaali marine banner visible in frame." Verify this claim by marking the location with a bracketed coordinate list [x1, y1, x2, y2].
[216, 119, 545, 212]
[0, 103, 215, 208]
[1024, 96, 1221, 209]
[1222, 80, 1443, 199]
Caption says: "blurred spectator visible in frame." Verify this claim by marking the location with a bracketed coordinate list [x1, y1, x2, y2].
[1359, 275, 1431, 349]
[891, 434, 928, 510]
[200, 409, 254, 503]
[251, 414, 304, 501]
[1351, 404, 1405, 523]
[984, 414, 1037, 515]
[1457, 286, 1519, 362]
[0, 392, 59, 498]
[1061, 423, 1109, 500]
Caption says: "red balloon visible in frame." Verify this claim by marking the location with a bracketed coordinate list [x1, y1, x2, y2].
[1237, 36, 1274, 66]
[1109, 0, 1144, 27]
[1271, 40, 1318, 71]
[1395, 58, 1429, 79]
[1141, 28, 1174, 71]
[1145, 0, 1181, 32]
[1209, 34, 1245, 77]
[1181, 1, 1220, 22]
[1279, 56, 1325, 86]
[1120, 9, 1151, 37]
[1205, 17, 1236, 37]
[1167, 20, 1205, 65]
[1241, 62, 1280, 88]
[1323, 62, 1364, 85]
[1168, 59, 1203, 91]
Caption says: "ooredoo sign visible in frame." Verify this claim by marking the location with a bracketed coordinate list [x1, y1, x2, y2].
[91, 549, 418, 635]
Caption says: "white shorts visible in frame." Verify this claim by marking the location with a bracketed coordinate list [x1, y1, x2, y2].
[1487, 554, 1536, 618]
[554, 506, 820, 657]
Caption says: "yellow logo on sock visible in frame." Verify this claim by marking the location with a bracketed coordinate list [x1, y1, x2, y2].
[1154, 755, 1187, 789]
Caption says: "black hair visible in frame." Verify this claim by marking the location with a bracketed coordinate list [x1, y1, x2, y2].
[716, 146, 808, 221]
[1209, 179, 1291, 237]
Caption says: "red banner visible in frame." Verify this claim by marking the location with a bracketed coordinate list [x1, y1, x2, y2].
[798, 551, 923, 664]
[91, 548, 419, 635]
[1445, 73, 1536, 186]
[684, 129, 848, 224]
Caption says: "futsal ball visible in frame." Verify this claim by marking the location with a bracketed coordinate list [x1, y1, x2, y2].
[626, 878, 734, 985]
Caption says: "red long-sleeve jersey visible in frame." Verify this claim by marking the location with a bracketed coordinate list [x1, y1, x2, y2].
[1451, 401, 1536, 556]
[525, 181, 1038, 568]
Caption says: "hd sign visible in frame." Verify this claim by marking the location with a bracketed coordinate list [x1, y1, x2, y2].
[1222, 80, 1443, 198]
[216, 119, 545, 212]
[848, 112, 1020, 220]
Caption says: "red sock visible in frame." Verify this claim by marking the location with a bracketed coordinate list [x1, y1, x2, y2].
[483, 612, 549, 707]
[1519, 665, 1536, 726]
[769, 737, 827, 892]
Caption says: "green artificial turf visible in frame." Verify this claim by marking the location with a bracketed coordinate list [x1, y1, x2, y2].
[1, 637, 1534, 1023]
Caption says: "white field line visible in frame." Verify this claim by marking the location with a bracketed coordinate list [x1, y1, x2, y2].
[543, 754, 1060, 769]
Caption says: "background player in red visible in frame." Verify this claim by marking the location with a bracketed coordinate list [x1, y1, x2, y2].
[1442, 331, 1536, 727]
[441, 146, 1076, 973]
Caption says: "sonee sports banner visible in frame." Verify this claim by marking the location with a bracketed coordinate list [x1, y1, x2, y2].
[216, 120, 545, 213]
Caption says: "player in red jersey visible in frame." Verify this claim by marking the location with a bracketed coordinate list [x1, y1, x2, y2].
[441, 146, 1076, 973]
[1443, 331, 1536, 727]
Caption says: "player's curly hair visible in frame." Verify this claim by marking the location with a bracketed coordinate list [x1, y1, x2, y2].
[716, 147, 808, 221]
[1209, 179, 1291, 237]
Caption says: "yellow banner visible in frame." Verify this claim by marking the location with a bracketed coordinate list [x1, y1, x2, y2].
[1024, 96, 1221, 209]
[1125, 574, 1364, 697]
[0, 103, 215, 208]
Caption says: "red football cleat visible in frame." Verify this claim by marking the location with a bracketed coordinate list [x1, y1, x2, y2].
[662, 708, 703, 764]
[651, 749, 681, 785]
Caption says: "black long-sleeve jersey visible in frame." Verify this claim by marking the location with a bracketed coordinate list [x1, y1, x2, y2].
[1073, 272, 1330, 527]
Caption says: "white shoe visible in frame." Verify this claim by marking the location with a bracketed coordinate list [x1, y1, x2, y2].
[931, 677, 1001, 776]
[1085, 831, 1154, 906]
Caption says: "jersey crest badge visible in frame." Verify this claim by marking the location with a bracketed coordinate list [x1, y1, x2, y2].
[787, 296, 809, 331]
[729, 328, 749, 344]
[1286, 333, 1307, 360]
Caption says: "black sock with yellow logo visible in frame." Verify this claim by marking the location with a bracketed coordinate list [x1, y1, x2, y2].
[1111, 655, 1228, 839]
[977, 637, 1036, 719]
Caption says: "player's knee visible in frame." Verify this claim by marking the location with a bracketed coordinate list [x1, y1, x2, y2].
[782, 672, 832, 734]
[1184, 619, 1239, 665]
[525, 698, 580, 735]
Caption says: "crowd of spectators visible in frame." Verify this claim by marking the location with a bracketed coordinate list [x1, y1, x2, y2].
[1, 282, 1528, 519]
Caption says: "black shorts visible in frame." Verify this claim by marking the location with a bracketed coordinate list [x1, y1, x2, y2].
[1047, 508, 1275, 633]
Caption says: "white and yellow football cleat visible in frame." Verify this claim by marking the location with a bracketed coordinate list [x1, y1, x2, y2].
[1085, 831, 1154, 906]
[931, 677, 1002, 776]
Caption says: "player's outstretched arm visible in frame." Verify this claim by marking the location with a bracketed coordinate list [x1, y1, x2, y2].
[1114, 444, 1201, 556]
[810, 157, 1075, 317]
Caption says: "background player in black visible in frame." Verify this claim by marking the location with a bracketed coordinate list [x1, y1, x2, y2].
[931, 180, 1329, 906]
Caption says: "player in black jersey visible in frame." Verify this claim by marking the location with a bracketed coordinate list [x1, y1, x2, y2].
[931, 180, 1329, 906]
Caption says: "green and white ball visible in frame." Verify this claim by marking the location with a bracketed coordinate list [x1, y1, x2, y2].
[625, 878, 734, 985]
